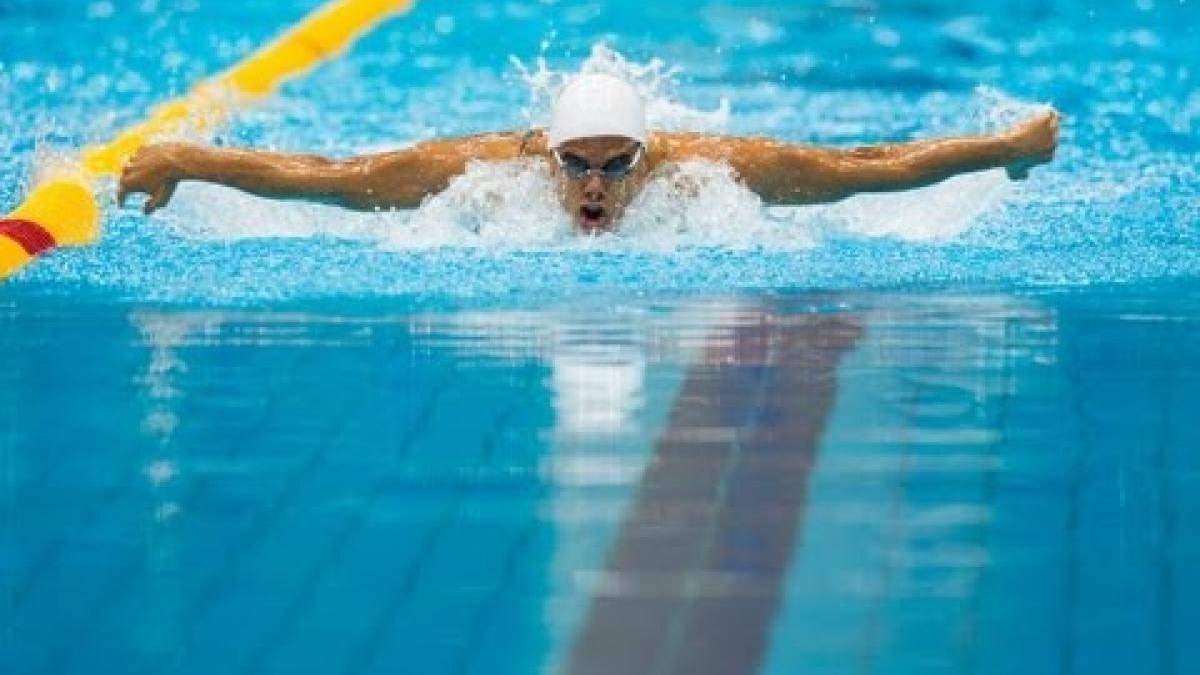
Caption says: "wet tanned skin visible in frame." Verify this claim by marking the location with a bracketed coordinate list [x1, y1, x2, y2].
[118, 110, 1060, 233]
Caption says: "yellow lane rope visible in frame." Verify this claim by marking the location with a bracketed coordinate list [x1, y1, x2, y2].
[1, 0, 415, 280]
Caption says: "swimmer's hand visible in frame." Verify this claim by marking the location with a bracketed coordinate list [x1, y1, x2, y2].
[1002, 110, 1060, 181]
[118, 143, 188, 214]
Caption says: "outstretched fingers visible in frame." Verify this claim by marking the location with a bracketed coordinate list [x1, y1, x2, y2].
[117, 150, 146, 209]
[117, 146, 177, 214]
[116, 167, 138, 208]
[144, 181, 177, 215]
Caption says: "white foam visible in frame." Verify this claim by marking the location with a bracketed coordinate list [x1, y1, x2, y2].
[817, 169, 1013, 242]
[164, 181, 392, 241]
[378, 156, 798, 252]
[617, 160, 812, 251]
[381, 158, 571, 249]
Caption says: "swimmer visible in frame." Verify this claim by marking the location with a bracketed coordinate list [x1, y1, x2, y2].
[118, 73, 1059, 233]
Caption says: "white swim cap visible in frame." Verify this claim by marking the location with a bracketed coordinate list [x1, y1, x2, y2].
[547, 73, 647, 148]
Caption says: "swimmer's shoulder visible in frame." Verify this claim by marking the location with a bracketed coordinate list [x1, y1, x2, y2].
[486, 128, 551, 159]
[411, 130, 551, 161]
[516, 129, 551, 157]
[648, 131, 784, 167]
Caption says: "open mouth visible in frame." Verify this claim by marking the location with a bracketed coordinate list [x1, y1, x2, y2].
[579, 205, 608, 230]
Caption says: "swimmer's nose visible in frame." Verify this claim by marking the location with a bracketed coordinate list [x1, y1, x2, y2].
[582, 176, 606, 202]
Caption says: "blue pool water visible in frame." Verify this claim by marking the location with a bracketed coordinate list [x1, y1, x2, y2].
[2, 1, 1199, 674]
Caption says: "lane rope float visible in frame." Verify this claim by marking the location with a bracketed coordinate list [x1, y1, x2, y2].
[1, 0, 416, 280]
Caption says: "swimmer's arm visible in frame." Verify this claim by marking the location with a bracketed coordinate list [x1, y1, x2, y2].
[118, 133, 542, 213]
[661, 110, 1060, 205]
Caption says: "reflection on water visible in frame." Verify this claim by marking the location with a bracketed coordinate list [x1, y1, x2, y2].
[551, 341, 645, 436]
[1, 288, 1198, 674]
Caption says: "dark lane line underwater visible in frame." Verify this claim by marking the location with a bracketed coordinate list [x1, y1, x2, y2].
[566, 307, 862, 675]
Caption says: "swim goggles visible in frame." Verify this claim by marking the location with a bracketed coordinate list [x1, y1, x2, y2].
[552, 144, 645, 181]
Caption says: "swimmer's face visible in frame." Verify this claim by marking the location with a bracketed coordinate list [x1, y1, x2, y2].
[551, 136, 648, 234]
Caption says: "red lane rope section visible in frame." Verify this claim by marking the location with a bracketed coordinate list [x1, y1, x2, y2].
[0, 219, 58, 255]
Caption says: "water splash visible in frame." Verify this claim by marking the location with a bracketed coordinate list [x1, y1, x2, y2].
[617, 161, 809, 251]
[164, 181, 392, 241]
[511, 43, 732, 133]
[384, 158, 572, 249]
